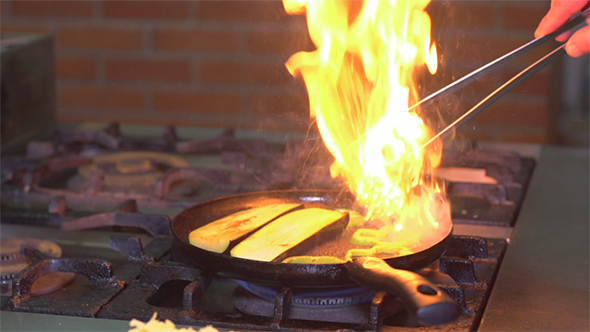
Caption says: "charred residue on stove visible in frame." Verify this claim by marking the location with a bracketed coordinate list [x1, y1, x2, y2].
[2, 231, 172, 317]
[0, 238, 74, 297]
[3, 247, 124, 317]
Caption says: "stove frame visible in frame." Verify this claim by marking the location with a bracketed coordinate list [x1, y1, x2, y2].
[1, 122, 545, 331]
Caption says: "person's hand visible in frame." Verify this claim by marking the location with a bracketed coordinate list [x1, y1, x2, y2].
[535, 0, 589, 57]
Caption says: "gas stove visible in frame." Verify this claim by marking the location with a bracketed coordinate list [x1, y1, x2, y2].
[1, 123, 588, 331]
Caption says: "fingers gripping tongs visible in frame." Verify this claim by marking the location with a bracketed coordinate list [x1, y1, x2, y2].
[421, 7, 590, 148]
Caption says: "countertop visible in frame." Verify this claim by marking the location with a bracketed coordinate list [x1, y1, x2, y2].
[479, 145, 590, 331]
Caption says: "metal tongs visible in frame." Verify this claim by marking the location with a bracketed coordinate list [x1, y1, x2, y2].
[421, 7, 590, 148]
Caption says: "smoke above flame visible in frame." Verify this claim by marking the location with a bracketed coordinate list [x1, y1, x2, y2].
[283, 0, 450, 236]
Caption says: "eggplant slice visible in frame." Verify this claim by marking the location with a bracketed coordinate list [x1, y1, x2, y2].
[230, 208, 349, 262]
[188, 203, 303, 253]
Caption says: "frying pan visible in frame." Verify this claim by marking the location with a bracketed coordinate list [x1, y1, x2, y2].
[171, 189, 461, 325]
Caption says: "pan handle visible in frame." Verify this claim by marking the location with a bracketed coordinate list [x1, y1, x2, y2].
[345, 257, 461, 326]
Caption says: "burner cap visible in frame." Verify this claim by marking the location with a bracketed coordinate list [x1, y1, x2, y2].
[1, 238, 62, 262]
[0, 238, 75, 296]
[78, 151, 189, 188]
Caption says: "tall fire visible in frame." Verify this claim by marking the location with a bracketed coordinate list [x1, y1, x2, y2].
[283, 0, 451, 245]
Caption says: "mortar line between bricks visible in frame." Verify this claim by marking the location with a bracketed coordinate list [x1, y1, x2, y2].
[445, 90, 550, 104]
[51, 48, 291, 64]
[92, 0, 102, 19]
[142, 25, 154, 54]
[2, 0, 13, 16]
[493, 1, 504, 33]
[190, 56, 200, 86]
[56, 79, 306, 95]
[95, 52, 107, 85]
[2, 16, 307, 32]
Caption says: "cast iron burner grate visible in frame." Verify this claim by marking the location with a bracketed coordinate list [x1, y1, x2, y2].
[2, 235, 507, 331]
[2, 123, 535, 229]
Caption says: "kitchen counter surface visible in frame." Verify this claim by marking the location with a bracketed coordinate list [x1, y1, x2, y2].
[0, 311, 130, 331]
[479, 145, 589, 331]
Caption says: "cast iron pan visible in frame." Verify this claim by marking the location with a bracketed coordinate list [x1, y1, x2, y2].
[171, 190, 461, 326]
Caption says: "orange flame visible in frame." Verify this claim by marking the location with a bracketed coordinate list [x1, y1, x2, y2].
[283, 0, 450, 239]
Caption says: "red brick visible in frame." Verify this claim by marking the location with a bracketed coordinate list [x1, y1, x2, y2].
[11, 1, 93, 17]
[243, 114, 310, 132]
[55, 56, 96, 79]
[456, 70, 500, 95]
[153, 28, 239, 52]
[247, 30, 314, 55]
[445, 35, 530, 63]
[59, 86, 144, 109]
[105, 59, 191, 82]
[0, 24, 51, 34]
[421, 67, 500, 99]
[103, 1, 189, 20]
[470, 101, 548, 127]
[499, 127, 549, 144]
[453, 37, 528, 62]
[58, 27, 143, 50]
[200, 61, 294, 86]
[248, 94, 312, 131]
[250, 93, 309, 117]
[456, 126, 495, 142]
[503, 3, 550, 31]
[429, 1, 497, 30]
[460, 124, 550, 144]
[196, 0, 289, 22]
[443, 34, 558, 67]
[153, 90, 241, 113]
[517, 42, 559, 66]
[503, 70, 550, 95]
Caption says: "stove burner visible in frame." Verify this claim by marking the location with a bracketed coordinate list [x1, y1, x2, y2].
[233, 286, 402, 325]
[1, 238, 61, 260]
[0, 238, 75, 296]
[5, 253, 125, 317]
[232, 267, 457, 325]
[234, 280, 376, 307]
[77, 151, 189, 188]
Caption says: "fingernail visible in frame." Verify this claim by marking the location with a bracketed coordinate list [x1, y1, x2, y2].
[566, 44, 583, 58]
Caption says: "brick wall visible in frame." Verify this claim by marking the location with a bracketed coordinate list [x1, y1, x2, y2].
[2, 0, 558, 143]
[426, 0, 556, 144]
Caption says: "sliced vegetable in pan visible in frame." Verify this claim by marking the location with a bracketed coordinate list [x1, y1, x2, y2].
[281, 255, 345, 264]
[335, 208, 366, 229]
[230, 208, 349, 262]
[188, 203, 303, 253]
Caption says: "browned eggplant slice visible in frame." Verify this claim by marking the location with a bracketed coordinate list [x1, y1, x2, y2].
[230, 208, 349, 262]
[188, 203, 303, 253]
